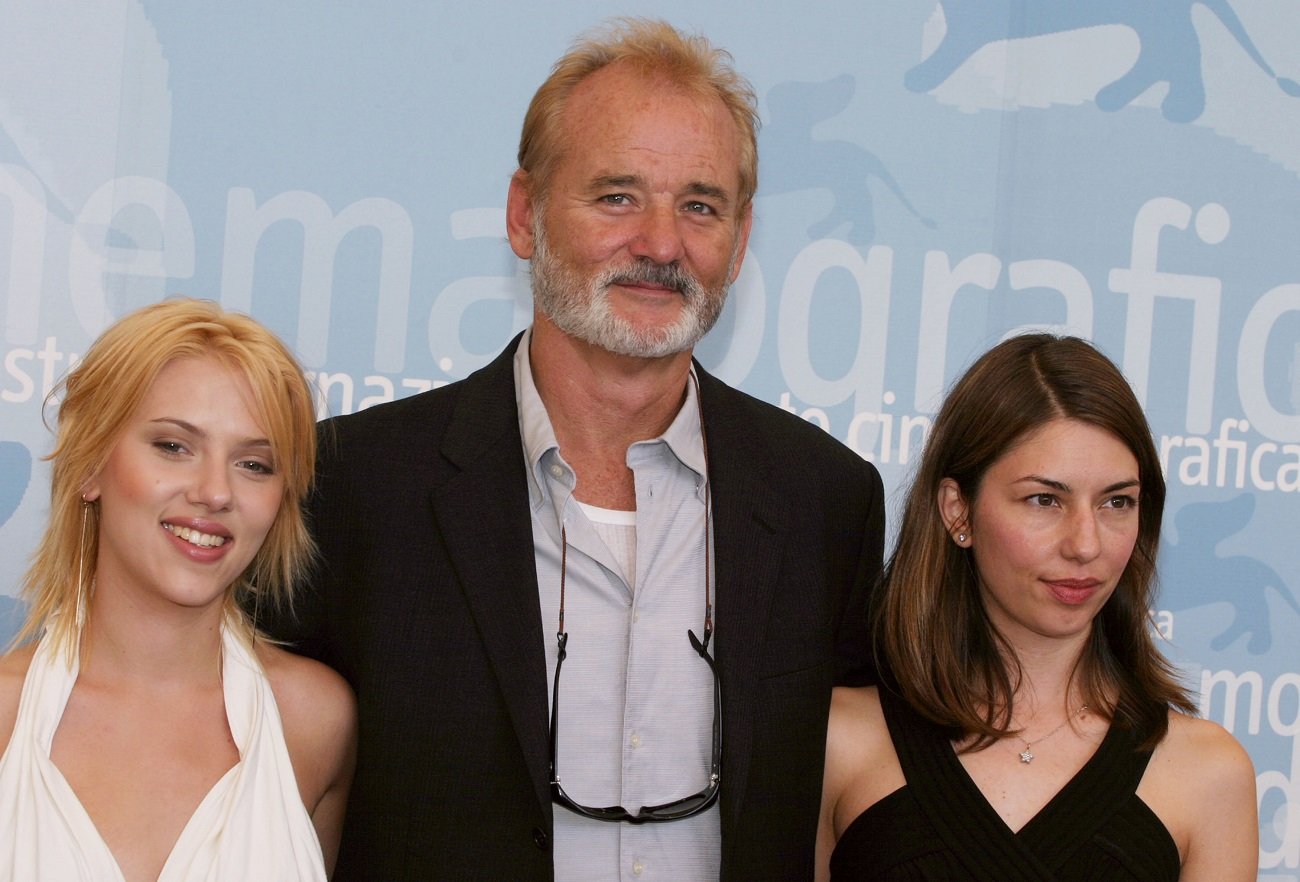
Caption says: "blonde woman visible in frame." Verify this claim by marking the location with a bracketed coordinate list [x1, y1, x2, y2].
[0, 299, 355, 880]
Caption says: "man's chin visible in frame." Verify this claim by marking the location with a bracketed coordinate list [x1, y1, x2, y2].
[588, 324, 701, 359]
[539, 298, 711, 358]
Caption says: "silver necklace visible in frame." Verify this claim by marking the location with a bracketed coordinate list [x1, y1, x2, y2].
[1017, 705, 1088, 764]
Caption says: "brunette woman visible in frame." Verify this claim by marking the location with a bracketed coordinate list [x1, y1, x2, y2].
[818, 334, 1256, 881]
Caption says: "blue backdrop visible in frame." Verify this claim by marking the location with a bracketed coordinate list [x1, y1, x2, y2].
[0, 1, 1296, 873]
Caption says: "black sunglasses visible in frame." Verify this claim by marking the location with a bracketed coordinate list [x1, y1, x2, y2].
[549, 624, 721, 823]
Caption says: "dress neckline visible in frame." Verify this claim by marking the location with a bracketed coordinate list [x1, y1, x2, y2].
[875, 686, 1162, 882]
[31, 627, 247, 881]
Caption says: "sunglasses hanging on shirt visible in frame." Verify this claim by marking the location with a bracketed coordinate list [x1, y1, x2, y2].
[547, 371, 721, 824]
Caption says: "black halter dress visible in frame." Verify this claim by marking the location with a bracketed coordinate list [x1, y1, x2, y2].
[828, 688, 1180, 881]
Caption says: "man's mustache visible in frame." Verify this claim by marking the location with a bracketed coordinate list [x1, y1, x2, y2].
[603, 260, 703, 300]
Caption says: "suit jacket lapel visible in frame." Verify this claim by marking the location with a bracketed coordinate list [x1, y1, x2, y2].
[430, 337, 554, 820]
[423, 351, 787, 829]
[697, 367, 787, 837]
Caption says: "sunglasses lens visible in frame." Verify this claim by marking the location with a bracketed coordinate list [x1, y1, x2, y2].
[645, 790, 716, 820]
[551, 630, 720, 824]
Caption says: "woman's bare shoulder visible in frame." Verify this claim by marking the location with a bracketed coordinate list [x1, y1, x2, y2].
[256, 642, 355, 739]
[827, 686, 893, 758]
[825, 686, 904, 826]
[1157, 710, 1255, 785]
[256, 643, 357, 869]
[0, 643, 38, 753]
[828, 685, 884, 736]
[1140, 710, 1258, 879]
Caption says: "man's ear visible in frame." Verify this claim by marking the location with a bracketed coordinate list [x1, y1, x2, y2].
[937, 477, 971, 546]
[506, 170, 537, 260]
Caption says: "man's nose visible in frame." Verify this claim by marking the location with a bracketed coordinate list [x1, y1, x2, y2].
[628, 202, 686, 266]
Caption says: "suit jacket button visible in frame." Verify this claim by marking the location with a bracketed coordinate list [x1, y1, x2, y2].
[532, 827, 549, 851]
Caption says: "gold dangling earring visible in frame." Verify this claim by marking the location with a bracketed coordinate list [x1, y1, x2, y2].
[76, 496, 93, 630]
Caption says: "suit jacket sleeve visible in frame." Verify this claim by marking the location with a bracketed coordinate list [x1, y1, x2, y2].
[835, 460, 885, 687]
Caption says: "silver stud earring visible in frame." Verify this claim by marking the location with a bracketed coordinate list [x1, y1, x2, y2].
[957, 532, 967, 543]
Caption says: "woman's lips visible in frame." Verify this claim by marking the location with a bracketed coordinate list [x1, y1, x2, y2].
[161, 520, 233, 561]
[1045, 578, 1100, 605]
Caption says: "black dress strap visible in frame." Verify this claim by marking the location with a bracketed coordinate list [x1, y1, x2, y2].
[878, 688, 1178, 881]
[879, 687, 1060, 882]
[837, 690, 1181, 881]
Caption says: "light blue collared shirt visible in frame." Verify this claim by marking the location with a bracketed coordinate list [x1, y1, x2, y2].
[514, 329, 720, 882]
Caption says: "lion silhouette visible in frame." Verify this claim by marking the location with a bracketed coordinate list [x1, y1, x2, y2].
[906, 0, 1300, 123]
[1159, 494, 1299, 653]
[762, 74, 935, 246]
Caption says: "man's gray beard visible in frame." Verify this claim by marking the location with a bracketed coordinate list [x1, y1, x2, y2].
[529, 224, 733, 359]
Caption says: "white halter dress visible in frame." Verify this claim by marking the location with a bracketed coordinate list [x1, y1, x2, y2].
[0, 626, 326, 881]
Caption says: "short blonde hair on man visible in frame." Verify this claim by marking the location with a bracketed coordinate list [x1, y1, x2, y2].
[517, 17, 760, 209]
[19, 298, 318, 657]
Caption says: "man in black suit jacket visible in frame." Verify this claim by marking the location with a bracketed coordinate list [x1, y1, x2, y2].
[276, 18, 884, 881]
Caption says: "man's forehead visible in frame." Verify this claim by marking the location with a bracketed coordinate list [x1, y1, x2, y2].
[570, 60, 679, 101]
[564, 62, 729, 131]
[556, 65, 742, 187]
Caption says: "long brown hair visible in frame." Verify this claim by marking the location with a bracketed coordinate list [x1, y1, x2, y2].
[876, 334, 1195, 750]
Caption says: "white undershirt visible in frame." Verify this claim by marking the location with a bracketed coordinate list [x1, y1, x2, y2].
[577, 502, 637, 592]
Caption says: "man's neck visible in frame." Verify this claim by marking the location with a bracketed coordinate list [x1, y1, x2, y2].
[529, 318, 696, 508]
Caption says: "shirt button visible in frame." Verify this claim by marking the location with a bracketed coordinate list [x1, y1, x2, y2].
[549, 464, 564, 478]
[630, 733, 641, 748]
[632, 860, 645, 876]
[531, 827, 549, 851]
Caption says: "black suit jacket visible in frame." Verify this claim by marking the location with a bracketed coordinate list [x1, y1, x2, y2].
[275, 336, 884, 881]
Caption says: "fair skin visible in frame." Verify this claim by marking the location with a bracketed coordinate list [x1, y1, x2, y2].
[505, 61, 752, 509]
[0, 354, 355, 881]
[816, 418, 1257, 881]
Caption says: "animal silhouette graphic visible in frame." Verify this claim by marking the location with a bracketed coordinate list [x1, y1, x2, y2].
[0, 594, 23, 647]
[906, 0, 1300, 123]
[0, 441, 31, 531]
[762, 74, 935, 246]
[1159, 494, 1299, 653]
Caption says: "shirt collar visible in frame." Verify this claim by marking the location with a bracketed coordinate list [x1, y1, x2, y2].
[513, 328, 708, 505]
[643, 367, 707, 482]
[514, 327, 563, 509]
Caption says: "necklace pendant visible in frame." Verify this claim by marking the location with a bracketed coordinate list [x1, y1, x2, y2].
[1019, 748, 1034, 764]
